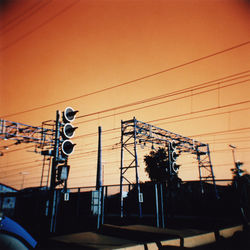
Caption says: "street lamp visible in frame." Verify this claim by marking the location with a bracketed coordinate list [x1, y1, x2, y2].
[229, 144, 236, 167]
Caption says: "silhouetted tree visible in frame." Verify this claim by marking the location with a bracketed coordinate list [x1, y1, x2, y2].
[231, 161, 244, 188]
[144, 147, 181, 186]
[231, 162, 250, 226]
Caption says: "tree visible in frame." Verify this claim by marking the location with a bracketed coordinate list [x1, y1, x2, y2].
[230, 162, 250, 226]
[144, 147, 181, 185]
[231, 161, 244, 184]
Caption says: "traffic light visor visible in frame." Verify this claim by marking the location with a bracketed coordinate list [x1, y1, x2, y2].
[172, 162, 179, 173]
[63, 123, 77, 139]
[62, 140, 76, 155]
[63, 107, 78, 123]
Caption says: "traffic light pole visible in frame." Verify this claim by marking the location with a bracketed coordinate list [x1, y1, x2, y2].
[50, 111, 60, 190]
[48, 108, 78, 233]
[96, 126, 102, 190]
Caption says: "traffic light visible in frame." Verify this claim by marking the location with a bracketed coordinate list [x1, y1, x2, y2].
[63, 107, 78, 123]
[168, 141, 180, 174]
[61, 107, 78, 156]
[57, 164, 70, 181]
[235, 160, 244, 177]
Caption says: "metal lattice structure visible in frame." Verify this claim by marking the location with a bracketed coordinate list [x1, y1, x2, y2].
[0, 111, 76, 233]
[120, 117, 218, 217]
[0, 119, 54, 146]
[0, 119, 55, 187]
[40, 120, 56, 187]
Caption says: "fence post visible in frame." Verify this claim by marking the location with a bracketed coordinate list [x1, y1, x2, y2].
[97, 187, 102, 230]
[160, 183, 165, 228]
[155, 183, 159, 228]
[101, 186, 105, 225]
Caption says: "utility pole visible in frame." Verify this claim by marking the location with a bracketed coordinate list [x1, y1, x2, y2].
[96, 126, 102, 190]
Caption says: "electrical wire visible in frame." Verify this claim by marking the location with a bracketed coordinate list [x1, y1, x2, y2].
[76, 71, 250, 121]
[0, 106, 249, 163]
[1, 82, 250, 182]
[76, 78, 250, 125]
[211, 147, 250, 153]
[0, 0, 52, 34]
[0, 164, 41, 179]
[154, 104, 250, 126]
[2, 74, 248, 152]
[1, 42, 249, 118]
[190, 127, 250, 138]
[0, 0, 80, 52]
[0, 159, 41, 169]
[54, 128, 250, 162]
[73, 105, 250, 140]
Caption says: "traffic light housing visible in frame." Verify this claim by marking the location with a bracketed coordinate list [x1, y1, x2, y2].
[61, 107, 78, 156]
[57, 164, 70, 181]
[168, 141, 180, 174]
[63, 107, 78, 123]
[63, 123, 77, 139]
[61, 140, 76, 156]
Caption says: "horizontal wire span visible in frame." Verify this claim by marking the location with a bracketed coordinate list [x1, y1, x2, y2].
[1, 42, 249, 118]
[76, 71, 250, 121]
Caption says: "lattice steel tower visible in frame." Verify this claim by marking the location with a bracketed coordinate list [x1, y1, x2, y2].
[120, 117, 218, 217]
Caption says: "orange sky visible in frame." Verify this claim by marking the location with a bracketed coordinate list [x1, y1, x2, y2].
[0, 0, 249, 190]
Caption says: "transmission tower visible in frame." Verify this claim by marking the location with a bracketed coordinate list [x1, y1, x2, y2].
[120, 117, 218, 217]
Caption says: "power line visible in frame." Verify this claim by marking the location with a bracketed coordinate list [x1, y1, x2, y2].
[75, 103, 250, 143]
[73, 117, 250, 142]
[0, 0, 80, 52]
[205, 136, 250, 143]
[211, 147, 250, 153]
[0, 157, 41, 170]
[76, 77, 250, 125]
[76, 71, 250, 120]
[0, 159, 40, 169]
[73, 99, 250, 142]
[1, 73, 247, 155]
[63, 128, 250, 161]
[1, 101, 249, 157]
[0, 1, 43, 29]
[209, 138, 250, 145]
[6, 101, 250, 158]
[1, 42, 249, 118]
[0, 0, 52, 34]
[1, 165, 41, 179]
[8, 144, 247, 181]
[190, 127, 250, 138]
[69, 142, 250, 162]
[2, 100, 247, 158]
[0, 145, 34, 154]
[152, 102, 250, 126]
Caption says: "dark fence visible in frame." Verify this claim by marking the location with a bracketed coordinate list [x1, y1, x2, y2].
[0, 179, 249, 239]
